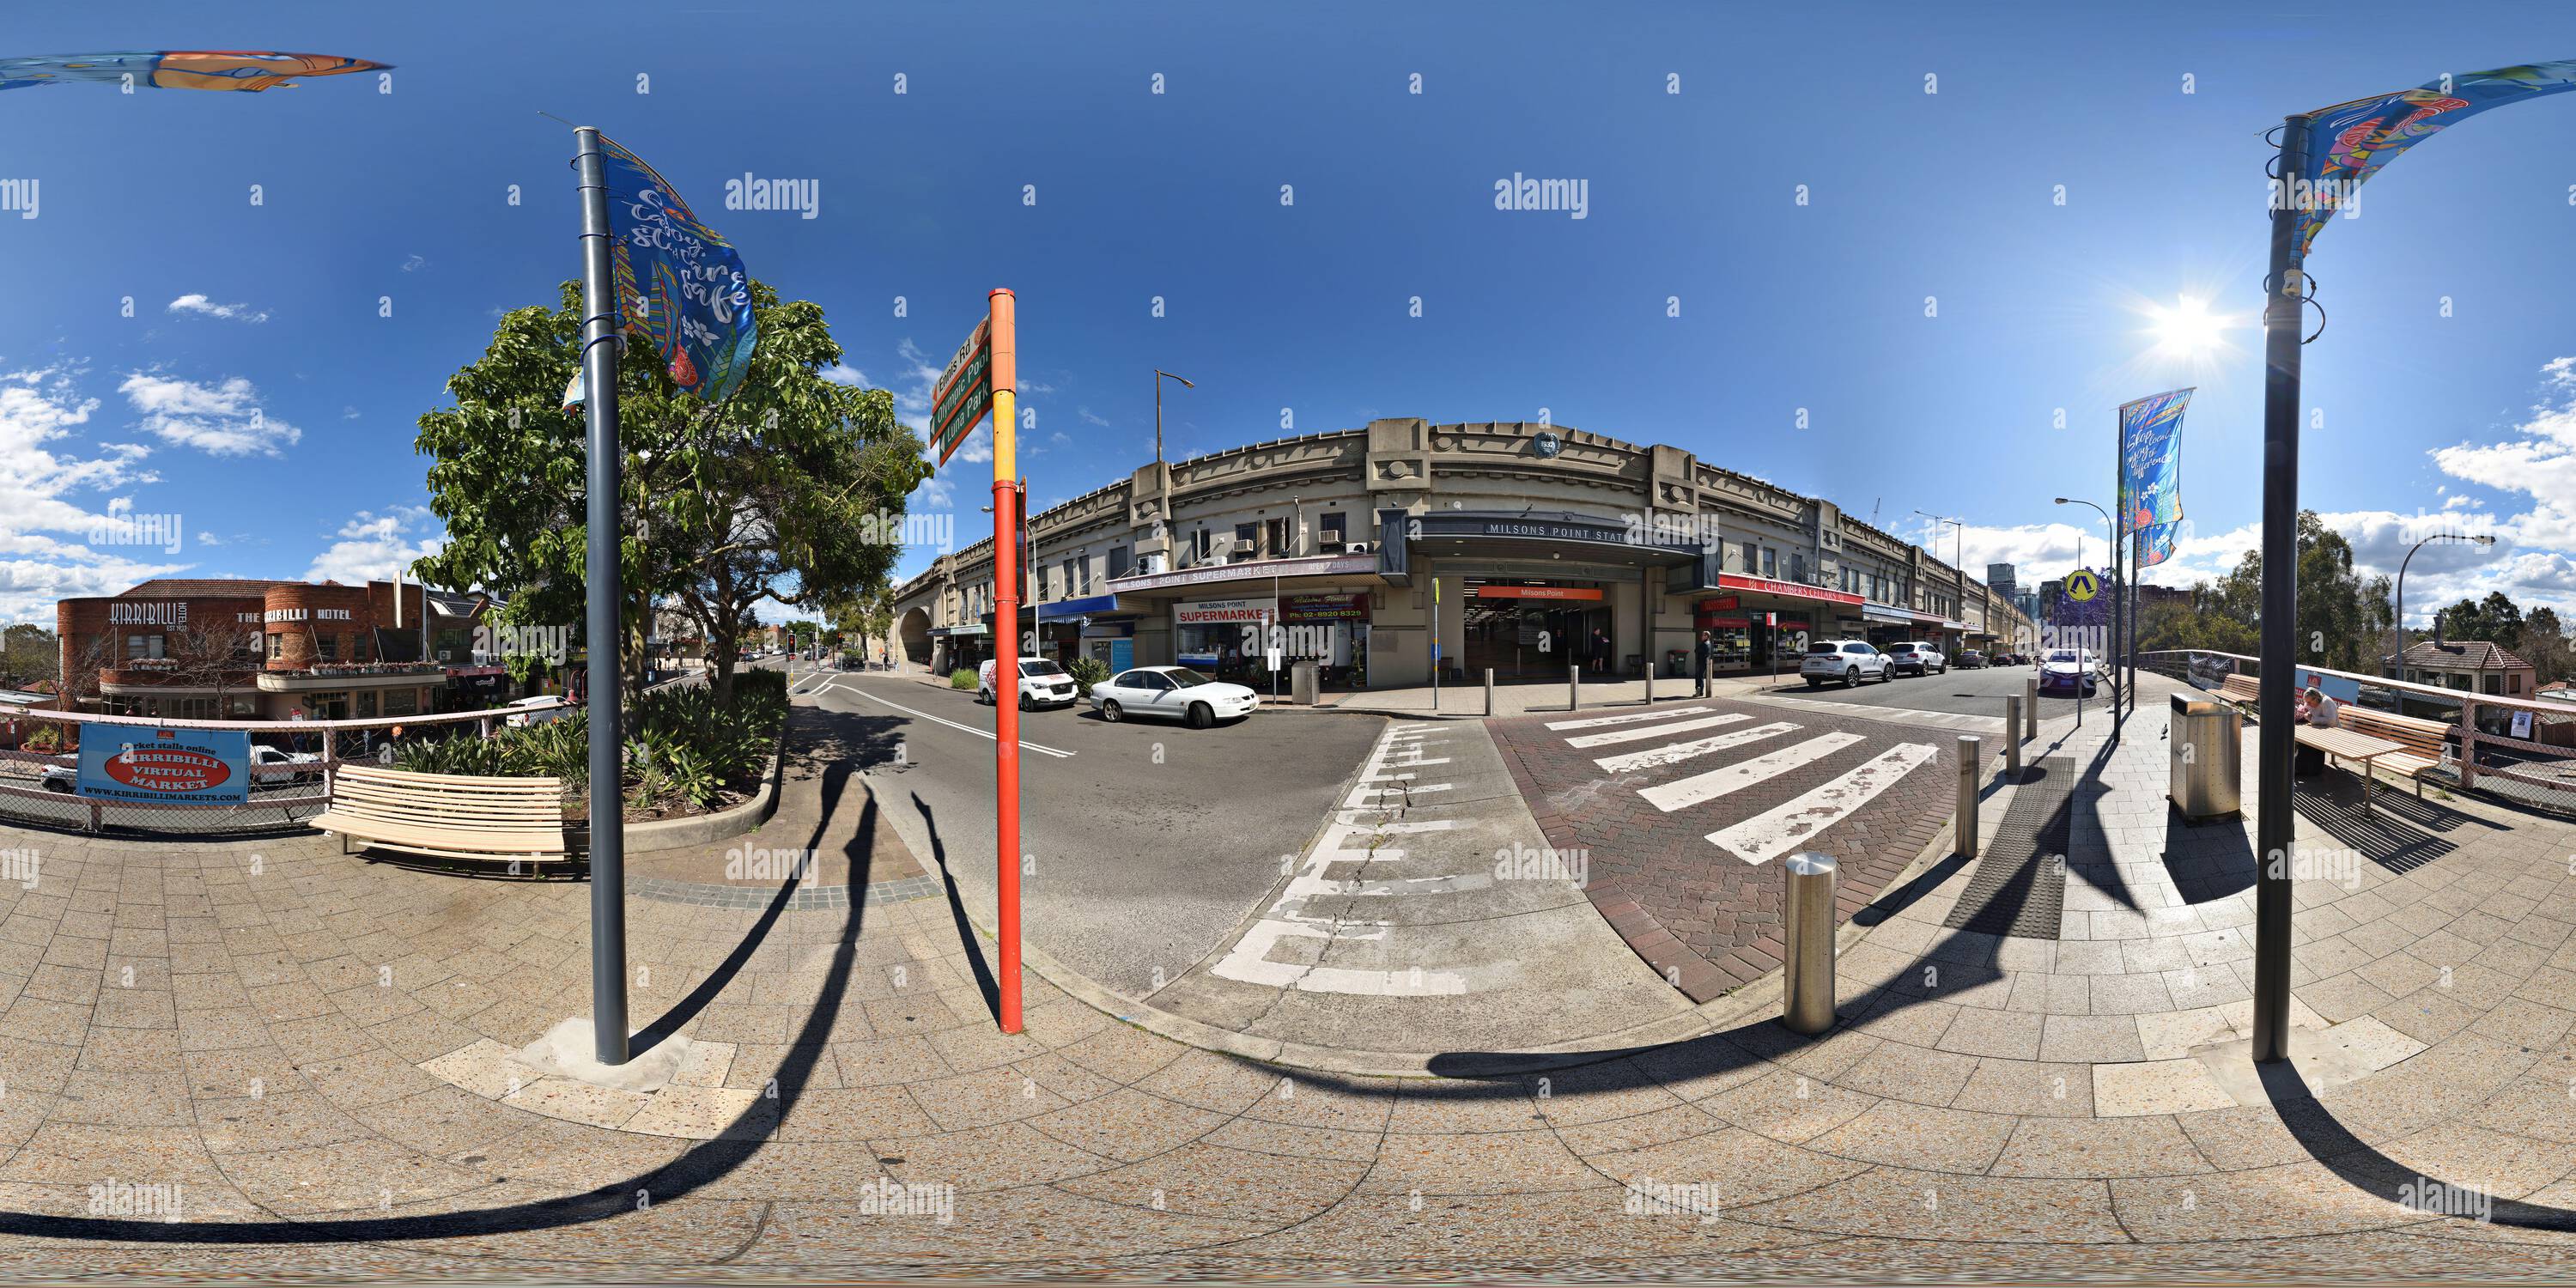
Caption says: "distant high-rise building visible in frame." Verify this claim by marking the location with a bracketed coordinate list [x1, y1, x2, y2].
[1987, 562, 2017, 605]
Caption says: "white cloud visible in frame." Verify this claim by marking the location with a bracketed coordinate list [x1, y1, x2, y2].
[1078, 407, 1111, 428]
[119, 372, 300, 458]
[821, 362, 867, 387]
[0, 366, 187, 624]
[401, 254, 427, 272]
[342, 406, 361, 420]
[303, 506, 446, 586]
[167, 294, 269, 324]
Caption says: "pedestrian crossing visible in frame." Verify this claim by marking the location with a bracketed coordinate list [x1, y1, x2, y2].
[1748, 691, 2007, 736]
[1541, 703, 1940, 866]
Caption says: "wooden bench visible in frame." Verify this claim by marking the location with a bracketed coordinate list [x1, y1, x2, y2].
[2217, 673, 2261, 715]
[313, 763, 570, 867]
[2336, 707, 2451, 799]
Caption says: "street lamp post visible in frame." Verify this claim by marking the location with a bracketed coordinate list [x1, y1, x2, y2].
[1154, 369, 1192, 565]
[2054, 497, 2117, 713]
[2391, 532, 2497, 680]
[1914, 511, 1965, 655]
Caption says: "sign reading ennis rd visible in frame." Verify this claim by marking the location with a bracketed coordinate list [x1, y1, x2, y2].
[76, 727, 252, 805]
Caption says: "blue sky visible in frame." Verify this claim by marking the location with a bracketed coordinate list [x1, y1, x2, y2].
[6, 0, 2576, 630]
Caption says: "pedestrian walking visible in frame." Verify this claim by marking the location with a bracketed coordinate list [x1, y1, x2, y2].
[1694, 629, 1713, 696]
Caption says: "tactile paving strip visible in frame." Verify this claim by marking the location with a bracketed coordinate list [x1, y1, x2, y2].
[1942, 756, 2071, 939]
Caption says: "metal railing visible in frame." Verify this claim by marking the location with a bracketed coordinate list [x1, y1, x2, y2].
[2137, 649, 2576, 813]
[0, 698, 569, 835]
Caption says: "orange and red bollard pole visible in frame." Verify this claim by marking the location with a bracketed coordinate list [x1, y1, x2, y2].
[986, 288, 1024, 1034]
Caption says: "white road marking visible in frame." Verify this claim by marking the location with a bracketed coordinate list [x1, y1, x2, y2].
[1705, 741, 1938, 865]
[1345, 782, 1455, 808]
[826, 683, 1077, 758]
[1565, 712, 1751, 750]
[1545, 706, 1712, 731]
[1638, 732, 1866, 812]
[1595, 721, 1801, 774]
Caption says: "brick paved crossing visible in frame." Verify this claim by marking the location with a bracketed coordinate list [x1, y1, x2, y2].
[1492, 698, 1961, 1001]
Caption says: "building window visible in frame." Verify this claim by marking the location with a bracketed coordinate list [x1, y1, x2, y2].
[1267, 517, 1293, 558]
[1192, 528, 1212, 562]
[1320, 513, 1347, 548]
[1109, 546, 1131, 578]
[383, 689, 418, 717]
[316, 633, 339, 662]
[1791, 553, 1806, 584]
[126, 633, 165, 660]
[1233, 522, 1258, 562]
[2511, 674, 2523, 695]
[1762, 548, 1777, 578]
[1076, 552, 1092, 593]
[1741, 541, 1758, 574]
[2484, 674, 2501, 695]
[267, 633, 284, 661]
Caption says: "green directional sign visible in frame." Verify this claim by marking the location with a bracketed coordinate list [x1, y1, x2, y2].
[2064, 568, 2099, 602]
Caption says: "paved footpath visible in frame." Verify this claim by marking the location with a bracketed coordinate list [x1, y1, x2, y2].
[0, 677, 2574, 1279]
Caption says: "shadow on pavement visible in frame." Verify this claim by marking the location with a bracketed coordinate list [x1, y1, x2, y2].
[2260, 1061, 2576, 1230]
[911, 793, 1004, 1022]
[0, 736, 876, 1242]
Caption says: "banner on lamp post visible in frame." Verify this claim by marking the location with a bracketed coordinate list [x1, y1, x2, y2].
[2118, 387, 2193, 534]
[2292, 61, 2576, 255]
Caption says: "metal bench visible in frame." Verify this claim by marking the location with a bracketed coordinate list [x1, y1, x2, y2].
[313, 763, 570, 868]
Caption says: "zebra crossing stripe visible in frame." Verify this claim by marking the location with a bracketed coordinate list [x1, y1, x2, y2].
[1637, 731, 1866, 812]
[1595, 721, 1801, 774]
[1704, 741, 1939, 865]
[1565, 712, 1750, 750]
[1545, 705, 1712, 732]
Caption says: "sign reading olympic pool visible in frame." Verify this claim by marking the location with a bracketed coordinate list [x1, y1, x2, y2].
[76, 727, 252, 805]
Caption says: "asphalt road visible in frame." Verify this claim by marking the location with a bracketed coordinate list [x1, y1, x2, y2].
[1769, 659, 2127, 719]
[798, 667, 1387, 998]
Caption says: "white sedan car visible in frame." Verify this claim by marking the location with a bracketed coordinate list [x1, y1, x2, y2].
[1090, 665, 1260, 728]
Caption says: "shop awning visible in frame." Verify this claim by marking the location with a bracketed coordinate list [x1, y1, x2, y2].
[1717, 574, 1865, 608]
[1862, 608, 1913, 626]
[927, 624, 988, 638]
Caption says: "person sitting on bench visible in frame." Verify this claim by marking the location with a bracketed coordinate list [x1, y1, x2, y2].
[2294, 684, 2337, 777]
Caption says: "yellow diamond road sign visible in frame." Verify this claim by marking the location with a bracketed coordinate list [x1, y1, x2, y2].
[2064, 569, 2099, 602]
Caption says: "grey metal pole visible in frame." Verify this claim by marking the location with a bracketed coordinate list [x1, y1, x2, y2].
[1568, 662, 1581, 712]
[2252, 115, 2312, 1066]
[2025, 675, 2038, 740]
[1781, 852, 1838, 1035]
[1639, 565, 1654, 707]
[573, 126, 629, 1066]
[2003, 696, 2021, 779]
[1485, 667, 1494, 718]
[1955, 735, 1981, 859]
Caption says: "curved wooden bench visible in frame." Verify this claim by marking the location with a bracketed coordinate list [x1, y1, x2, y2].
[2338, 707, 2451, 799]
[313, 763, 570, 867]
[2217, 673, 2261, 715]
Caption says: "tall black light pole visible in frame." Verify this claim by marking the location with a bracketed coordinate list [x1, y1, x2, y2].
[2251, 115, 2313, 1065]
[574, 127, 630, 1066]
[2391, 532, 2496, 678]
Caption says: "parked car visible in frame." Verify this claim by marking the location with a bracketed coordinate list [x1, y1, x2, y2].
[248, 744, 325, 783]
[2038, 648, 2099, 696]
[1090, 665, 1260, 727]
[38, 764, 73, 793]
[502, 696, 570, 728]
[979, 657, 1079, 709]
[1801, 640, 1893, 689]
[1884, 641, 1947, 677]
[1957, 649, 1988, 669]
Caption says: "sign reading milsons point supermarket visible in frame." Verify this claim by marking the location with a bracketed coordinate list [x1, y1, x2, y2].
[76, 727, 252, 805]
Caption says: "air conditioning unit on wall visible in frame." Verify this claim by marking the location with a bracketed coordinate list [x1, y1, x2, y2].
[1344, 541, 1370, 555]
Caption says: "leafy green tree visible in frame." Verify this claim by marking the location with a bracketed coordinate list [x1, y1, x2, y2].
[2131, 510, 2386, 673]
[413, 281, 927, 705]
[2, 624, 56, 690]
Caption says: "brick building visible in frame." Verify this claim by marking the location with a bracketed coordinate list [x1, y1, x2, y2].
[55, 578, 492, 722]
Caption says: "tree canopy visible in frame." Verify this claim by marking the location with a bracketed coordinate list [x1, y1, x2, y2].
[412, 280, 928, 702]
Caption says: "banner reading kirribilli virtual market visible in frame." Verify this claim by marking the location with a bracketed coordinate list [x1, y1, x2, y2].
[565, 133, 758, 406]
[2117, 387, 2193, 537]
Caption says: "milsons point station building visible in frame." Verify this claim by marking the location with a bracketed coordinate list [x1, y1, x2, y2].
[887, 419, 2035, 690]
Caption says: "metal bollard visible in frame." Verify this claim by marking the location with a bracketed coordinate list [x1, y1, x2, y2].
[1485, 668, 1495, 718]
[2003, 696, 2021, 778]
[1782, 852, 1838, 1035]
[1956, 735, 1982, 859]
[1570, 663, 1582, 712]
[2024, 677, 2038, 740]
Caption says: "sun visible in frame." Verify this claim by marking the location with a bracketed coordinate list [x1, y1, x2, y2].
[2146, 295, 2231, 355]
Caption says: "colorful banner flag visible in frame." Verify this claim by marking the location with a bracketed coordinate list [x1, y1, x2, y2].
[598, 134, 757, 403]
[2295, 60, 2576, 255]
[929, 318, 993, 467]
[2137, 519, 2179, 569]
[2117, 387, 2193, 534]
[0, 51, 386, 93]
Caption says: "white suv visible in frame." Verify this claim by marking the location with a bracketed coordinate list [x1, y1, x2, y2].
[1884, 641, 1947, 677]
[1801, 640, 1893, 689]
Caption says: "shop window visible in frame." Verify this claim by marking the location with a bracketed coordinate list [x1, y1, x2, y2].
[384, 689, 418, 716]
[1320, 512, 1346, 549]
[356, 691, 377, 719]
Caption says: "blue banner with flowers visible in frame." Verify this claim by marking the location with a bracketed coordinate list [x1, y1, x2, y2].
[2118, 388, 2192, 535]
[598, 133, 757, 403]
[2295, 61, 2576, 256]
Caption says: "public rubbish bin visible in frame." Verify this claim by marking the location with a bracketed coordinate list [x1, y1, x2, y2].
[2170, 692, 2242, 821]
[1291, 659, 1321, 706]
